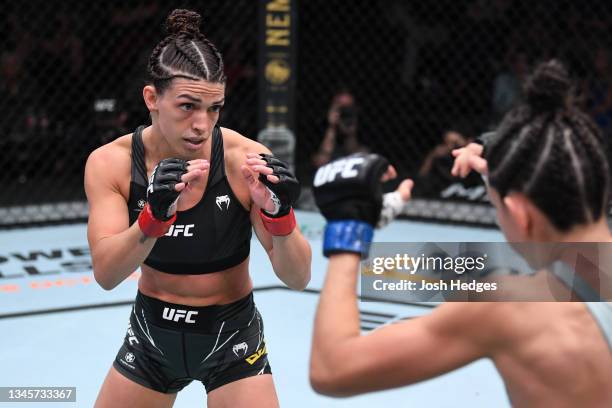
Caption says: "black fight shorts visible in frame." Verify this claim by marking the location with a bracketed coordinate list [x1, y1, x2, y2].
[113, 291, 271, 394]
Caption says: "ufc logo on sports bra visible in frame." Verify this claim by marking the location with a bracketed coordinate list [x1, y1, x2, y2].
[162, 308, 198, 323]
[164, 224, 195, 237]
[313, 157, 365, 186]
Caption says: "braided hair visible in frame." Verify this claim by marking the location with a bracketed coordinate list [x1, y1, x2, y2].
[486, 60, 610, 231]
[147, 9, 226, 94]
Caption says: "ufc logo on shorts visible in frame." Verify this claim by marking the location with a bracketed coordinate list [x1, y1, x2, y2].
[127, 322, 139, 346]
[164, 224, 194, 237]
[313, 157, 365, 186]
[162, 308, 198, 323]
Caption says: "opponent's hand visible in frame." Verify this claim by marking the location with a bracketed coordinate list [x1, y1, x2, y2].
[377, 178, 414, 229]
[396, 178, 414, 201]
[451, 142, 488, 178]
[242, 153, 301, 217]
[313, 153, 391, 227]
[313, 153, 392, 258]
[147, 158, 208, 221]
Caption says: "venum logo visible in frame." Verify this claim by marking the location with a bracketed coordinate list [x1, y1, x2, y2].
[313, 157, 365, 187]
[232, 342, 249, 357]
[216, 195, 230, 210]
[162, 307, 198, 323]
[164, 224, 195, 237]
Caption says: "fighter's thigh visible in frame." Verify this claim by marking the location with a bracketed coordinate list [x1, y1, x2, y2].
[206, 374, 279, 408]
[94, 366, 177, 408]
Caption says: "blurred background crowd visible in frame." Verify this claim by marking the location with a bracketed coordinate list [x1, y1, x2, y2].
[2, 0, 612, 222]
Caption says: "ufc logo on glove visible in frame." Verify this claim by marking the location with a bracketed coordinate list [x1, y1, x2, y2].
[313, 157, 365, 186]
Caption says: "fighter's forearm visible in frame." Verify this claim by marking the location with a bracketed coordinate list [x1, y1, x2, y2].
[270, 230, 312, 290]
[91, 221, 156, 290]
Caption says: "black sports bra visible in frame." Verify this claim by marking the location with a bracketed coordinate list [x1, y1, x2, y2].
[127, 126, 252, 274]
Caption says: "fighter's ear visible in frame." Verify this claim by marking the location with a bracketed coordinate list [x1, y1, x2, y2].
[503, 193, 532, 239]
[143, 85, 158, 112]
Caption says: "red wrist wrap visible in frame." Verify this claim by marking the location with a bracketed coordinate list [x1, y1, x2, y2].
[259, 207, 296, 236]
[137, 203, 176, 238]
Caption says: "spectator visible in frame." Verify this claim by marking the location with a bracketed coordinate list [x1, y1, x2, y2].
[312, 89, 369, 168]
[418, 130, 468, 177]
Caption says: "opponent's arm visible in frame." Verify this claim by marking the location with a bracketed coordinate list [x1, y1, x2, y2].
[311, 258, 493, 396]
[310, 154, 494, 396]
[243, 152, 311, 291]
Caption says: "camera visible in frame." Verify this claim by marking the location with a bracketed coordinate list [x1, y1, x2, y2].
[338, 106, 357, 128]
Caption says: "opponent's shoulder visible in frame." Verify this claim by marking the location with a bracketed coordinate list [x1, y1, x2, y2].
[426, 302, 503, 342]
[221, 126, 271, 158]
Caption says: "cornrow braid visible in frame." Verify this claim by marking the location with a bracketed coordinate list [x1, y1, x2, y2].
[569, 112, 610, 220]
[146, 9, 226, 94]
[485, 60, 610, 231]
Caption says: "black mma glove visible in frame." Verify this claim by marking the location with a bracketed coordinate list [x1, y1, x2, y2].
[146, 158, 188, 221]
[257, 154, 301, 236]
[258, 154, 301, 217]
[313, 153, 389, 258]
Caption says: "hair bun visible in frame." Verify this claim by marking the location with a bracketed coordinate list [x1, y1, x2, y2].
[524, 60, 572, 112]
[165, 9, 202, 36]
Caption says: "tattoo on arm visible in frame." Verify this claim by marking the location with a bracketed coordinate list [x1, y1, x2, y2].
[139, 233, 151, 244]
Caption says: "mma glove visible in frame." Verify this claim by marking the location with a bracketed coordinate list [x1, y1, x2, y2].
[313, 153, 389, 258]
[138, 158, 188, 237]
[258, 154, 301, 236]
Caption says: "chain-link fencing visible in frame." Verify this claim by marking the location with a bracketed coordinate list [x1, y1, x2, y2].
[2, 0, 612, 227]
[0, 0, 257, 226]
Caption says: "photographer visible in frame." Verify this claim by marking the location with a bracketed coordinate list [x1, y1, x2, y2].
[312, 89, 369, 168]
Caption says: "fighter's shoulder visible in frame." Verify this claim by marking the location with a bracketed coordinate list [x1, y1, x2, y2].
[85, 133, 132, 181]
[220, 126, 271, 161]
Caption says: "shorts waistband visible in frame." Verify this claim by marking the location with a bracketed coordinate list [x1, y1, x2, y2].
[135, 290, 255, 332]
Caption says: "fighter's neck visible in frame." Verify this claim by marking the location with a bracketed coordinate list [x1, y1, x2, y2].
[142, 125, 213, 164]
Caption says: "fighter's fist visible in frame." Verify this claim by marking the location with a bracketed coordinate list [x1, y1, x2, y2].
[146, 158, 188, 221]
[243, 153, 301, 216]
[313, 153, 390, 227]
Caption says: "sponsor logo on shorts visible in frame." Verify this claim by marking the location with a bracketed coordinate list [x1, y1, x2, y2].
[120, 352, 137, 370]
[216, 195, 230, 210]
[245, 345, 267, 365]
[232, 342, 249, 357]
[162, 307, 198, 323]
[164, 224, 195, 237]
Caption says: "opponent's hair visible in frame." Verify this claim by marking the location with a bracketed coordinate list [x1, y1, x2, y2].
[485, 60, 609, 231]
[147, 9, 225, 94]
